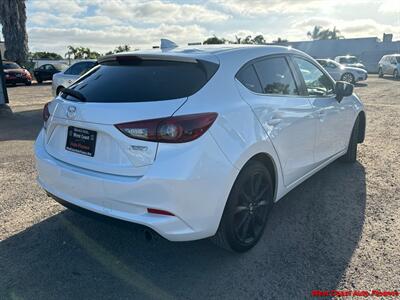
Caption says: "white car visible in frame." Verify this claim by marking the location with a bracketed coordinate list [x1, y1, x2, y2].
[317, 59, 368, 83]
[334, 55, 366, 70]
[35, 45, 366, 252]
[52, 60, 97, 96]
[378, 54, 400, 79]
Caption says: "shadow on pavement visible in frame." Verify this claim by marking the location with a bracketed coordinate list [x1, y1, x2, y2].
[0, 109, 42, 141]
[0, 161, 366, 299]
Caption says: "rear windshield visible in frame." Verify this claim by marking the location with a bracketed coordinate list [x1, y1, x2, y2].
[63, 59, 219, 103]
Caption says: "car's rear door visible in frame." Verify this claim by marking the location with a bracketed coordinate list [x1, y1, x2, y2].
[236, 55, 316, 187]
[290, 56, 353, 164]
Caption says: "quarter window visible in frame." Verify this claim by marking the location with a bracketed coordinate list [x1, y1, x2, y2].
[293, 57, 335, 96]
[236, 65, 262, 93]
[253, 57, 298, 95]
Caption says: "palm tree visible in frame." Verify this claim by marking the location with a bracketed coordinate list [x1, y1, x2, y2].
[330, 27, 344, 40]
[0, 0, 28, 64]
[307, 25, 344, 40]
[114, 45, 131, 53]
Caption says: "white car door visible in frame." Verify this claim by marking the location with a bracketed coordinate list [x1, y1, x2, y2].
[236, 56, 316, 187]
[291, 57, 352, 164]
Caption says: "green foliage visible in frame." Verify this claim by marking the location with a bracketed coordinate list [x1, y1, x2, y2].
[30, 51, 63, 60]
[203, 36, 226, 45]
[232, 35, 266, 45]
[307, 26, 344, 40]
[65, 46, 101, 59]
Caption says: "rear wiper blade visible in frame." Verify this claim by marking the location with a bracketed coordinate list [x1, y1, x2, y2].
[60, 87, 86, 102]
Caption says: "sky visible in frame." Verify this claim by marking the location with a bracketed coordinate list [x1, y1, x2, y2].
[9, 0, 400, 55]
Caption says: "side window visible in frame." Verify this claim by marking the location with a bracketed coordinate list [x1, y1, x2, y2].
[45, 64, 54, 70]
[293, 57, 335, 97]
[236, 65, 262, 93]
[253, 57, 298, 95]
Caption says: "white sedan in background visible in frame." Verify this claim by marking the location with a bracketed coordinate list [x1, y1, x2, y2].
[52, 60, 97, 96]
[317, 59, 368, 84]
[36, 45, 366, 252]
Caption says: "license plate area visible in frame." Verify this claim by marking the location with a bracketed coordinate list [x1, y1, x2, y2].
[65, 126, 97, 157]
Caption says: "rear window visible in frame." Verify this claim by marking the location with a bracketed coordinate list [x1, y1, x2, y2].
[63, 59, 219, 103]
[3, 62, 20, 69]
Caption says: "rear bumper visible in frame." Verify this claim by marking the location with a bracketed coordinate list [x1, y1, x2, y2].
[35, 129, 237, 241]
[6, 78, 30, 84]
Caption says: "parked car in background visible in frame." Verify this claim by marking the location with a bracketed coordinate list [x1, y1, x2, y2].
[334, 55, 366, 70]
[2, 61, 32, 86]
[52, 60, 97, 96]
[378, 54, 400, 79]
[36, 45, 366, 252]
[316, 59, 368, 84]
[34, 63, 68, 83]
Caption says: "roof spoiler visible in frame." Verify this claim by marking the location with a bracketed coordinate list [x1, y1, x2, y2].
[98, 53, 197, 64]
[160, 39, 178, 50]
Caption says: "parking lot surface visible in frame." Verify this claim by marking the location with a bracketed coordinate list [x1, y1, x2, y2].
[0, 76, 399, 299]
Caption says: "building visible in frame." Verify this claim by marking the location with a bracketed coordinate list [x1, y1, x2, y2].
[286, 34, 400, 73]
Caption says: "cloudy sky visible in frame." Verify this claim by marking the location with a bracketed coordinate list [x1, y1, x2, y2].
[13, 0, 400, 55]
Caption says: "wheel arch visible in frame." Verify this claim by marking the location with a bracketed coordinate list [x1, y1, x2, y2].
[241, 153, 278, 202]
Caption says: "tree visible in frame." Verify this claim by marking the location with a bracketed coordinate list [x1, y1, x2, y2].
[31, 51, 63, 60]
[307, 25, 344, 40]
[203, 35, 226, 45]
[65, 46, 101, 59]
[272, 37, 289, 44]
[232, 34, 266, 45]
[0, 0, 28, 64]
[114, 45, 131, 53]
[252, 35, 266, 44]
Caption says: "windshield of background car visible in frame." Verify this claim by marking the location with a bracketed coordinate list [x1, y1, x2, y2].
[3, 63, 21, 69]
[63, 58, 219, 103]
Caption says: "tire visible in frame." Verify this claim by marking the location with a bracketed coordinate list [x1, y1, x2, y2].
[394, 69, 399, 79]
[341, 73, 355, 84]
[37, 77, 43, 84]
[340, 117, 360, 163]
[378, 68, 383, 78]
[25, 80, 32, 86]
[211, 160, 274, 252]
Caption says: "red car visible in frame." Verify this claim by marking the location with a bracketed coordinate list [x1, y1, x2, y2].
[3, 61, 32, 86]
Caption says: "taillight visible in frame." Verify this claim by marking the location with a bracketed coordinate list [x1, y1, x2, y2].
[43, 102, 50, 122]
[115, 113, 218, 143]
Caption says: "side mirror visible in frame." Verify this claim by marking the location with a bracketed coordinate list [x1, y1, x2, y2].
[335, 81, 353, 102]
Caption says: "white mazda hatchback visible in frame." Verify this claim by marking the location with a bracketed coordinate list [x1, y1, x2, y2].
[35, 45, 366, 252]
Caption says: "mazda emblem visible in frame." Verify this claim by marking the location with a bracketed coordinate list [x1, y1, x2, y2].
[67, 105, 76, 119]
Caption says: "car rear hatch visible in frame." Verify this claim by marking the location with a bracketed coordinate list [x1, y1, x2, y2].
[44, 53, 219, 177]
